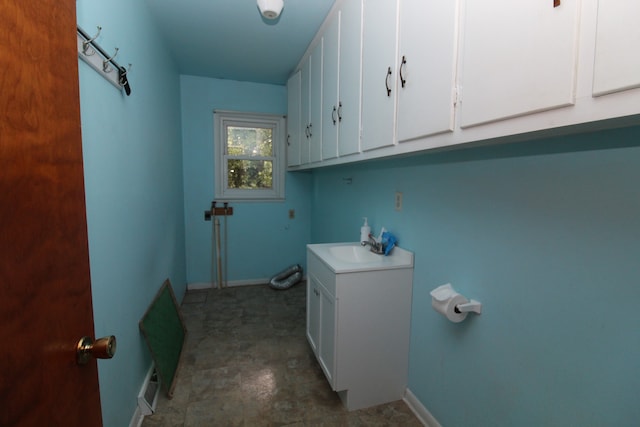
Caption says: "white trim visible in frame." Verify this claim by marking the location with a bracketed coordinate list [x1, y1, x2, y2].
[187, 278, 271, 291]
[130, 364, 160, 427]
[129, 405, 144, 427]
[187, 282, 214, 291]
[214, 110, 286, 201]
[403, 388, 442, 427]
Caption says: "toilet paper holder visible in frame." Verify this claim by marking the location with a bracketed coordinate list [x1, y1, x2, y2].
[430, 283, 482, 322]
[454, 299, 482, 314]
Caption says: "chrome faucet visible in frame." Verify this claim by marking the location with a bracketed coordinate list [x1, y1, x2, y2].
[361, 234, 385, 254]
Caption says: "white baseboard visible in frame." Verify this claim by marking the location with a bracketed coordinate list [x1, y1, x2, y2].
[187, 278, 270, 290]
[129, 405, 144, 427]
[404, 388, 442, 427]
[129, 364, 160, 427]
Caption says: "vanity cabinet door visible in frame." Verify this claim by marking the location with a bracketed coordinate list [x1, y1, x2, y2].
[306, 275, 320, 355]
[318, 286, 336, 387]
[458, 0, 579, 128]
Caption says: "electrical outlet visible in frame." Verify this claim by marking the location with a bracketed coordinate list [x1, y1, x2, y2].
[288, 209, 295, 219]
[395, 192, 403, 211]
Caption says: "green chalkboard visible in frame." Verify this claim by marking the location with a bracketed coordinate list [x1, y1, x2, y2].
[139, 279, 187, 398]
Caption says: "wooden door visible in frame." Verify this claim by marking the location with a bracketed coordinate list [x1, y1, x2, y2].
[0, 1, 103, 426]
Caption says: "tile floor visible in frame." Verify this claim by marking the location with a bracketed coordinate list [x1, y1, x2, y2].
[141, 282, 423, 427]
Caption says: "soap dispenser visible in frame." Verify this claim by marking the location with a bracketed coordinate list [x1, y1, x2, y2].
[360, 217, 371, 243]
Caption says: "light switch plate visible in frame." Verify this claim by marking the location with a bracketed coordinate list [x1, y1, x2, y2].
[395, 192, 403, 211]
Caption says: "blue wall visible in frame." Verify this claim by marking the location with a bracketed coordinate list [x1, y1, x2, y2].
[76, 2, 186, 426]
[180, 75, 312, 285]
[310, 126, 640, 426]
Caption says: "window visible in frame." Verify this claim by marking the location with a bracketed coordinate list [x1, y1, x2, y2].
[214, 111, 286, 200]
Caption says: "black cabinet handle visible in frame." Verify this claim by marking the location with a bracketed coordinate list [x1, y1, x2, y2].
[385, 67, 392, 97]
[332, 106, 337, 125]
[400, 56, 407, 88]
[338, 101, 342, 122]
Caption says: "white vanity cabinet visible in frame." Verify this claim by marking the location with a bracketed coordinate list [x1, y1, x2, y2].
[458, 0, 580, 128]
[306, 244, 414, 411]
[322, 0, 363, 160]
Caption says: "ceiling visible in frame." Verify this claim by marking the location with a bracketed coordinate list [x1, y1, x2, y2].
[144, 0, 336, 85]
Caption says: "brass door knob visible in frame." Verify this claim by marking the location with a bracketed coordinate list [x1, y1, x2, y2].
[76, 335, 117, 365]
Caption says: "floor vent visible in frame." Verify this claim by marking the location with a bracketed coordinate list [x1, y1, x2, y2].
[138, 366, 160, 416]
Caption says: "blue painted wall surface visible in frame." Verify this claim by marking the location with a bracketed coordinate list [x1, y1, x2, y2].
[76, 2, 186, 426]
[180, 75, 311, 285]
[310, 126, 640, 426]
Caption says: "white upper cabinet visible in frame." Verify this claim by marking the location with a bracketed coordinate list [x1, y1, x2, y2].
[300, 57, 311, 165]
[287, 0, 640, 171]
[286, 71, 301, 167]
[299, 42, 323, 165]
[309, 40, 324, 163]
[338, 0, 363, 157]
[360, 0, 399, 151]
[322, 14, 340, 161]
[396, 0, 459, 143]
[592, 0, 640, 96]
[458, 0, 580, 128]
[323, 1, 363, 160]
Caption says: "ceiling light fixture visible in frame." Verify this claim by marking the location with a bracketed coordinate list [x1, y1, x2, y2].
[257, 0, 284, 20]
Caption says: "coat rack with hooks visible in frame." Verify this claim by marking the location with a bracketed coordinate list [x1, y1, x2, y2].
[77, 25, 132, 96]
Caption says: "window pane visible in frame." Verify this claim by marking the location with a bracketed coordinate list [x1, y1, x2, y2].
[227, 160, 273, 189]
[227, 126, 273, 156]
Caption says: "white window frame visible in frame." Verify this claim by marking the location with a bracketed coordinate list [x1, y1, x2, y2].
[214, 110, 286, 201]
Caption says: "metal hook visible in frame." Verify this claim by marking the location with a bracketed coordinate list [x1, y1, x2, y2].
[118, 63, 132, 83]
[102, 47, 119, 72]
[82, 26, 102, 55]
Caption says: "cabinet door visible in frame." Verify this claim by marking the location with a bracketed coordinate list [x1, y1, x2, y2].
[309, 40, 324, 163]
[459, 0, 579, 128]
[396, 0, 458, 143]
[306, 276, 320, 354]
[361, 0, 399, 151]
[318, 286, 336, 387]
[322, 14, 340, 161]
[592, 0, 640, 96]
[300, 57, 311, 164]
[286, 71, 301, 167]
[338, 0, 363, 157]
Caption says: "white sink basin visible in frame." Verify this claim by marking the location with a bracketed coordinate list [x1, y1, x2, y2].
[328, 244, 382, 263]
[307, 242, 414, 273]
